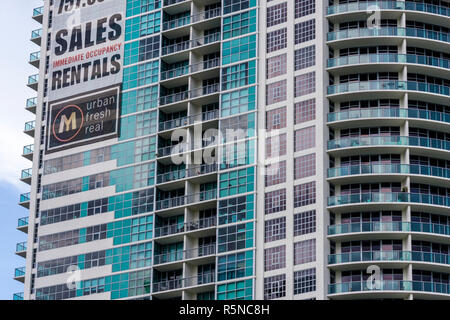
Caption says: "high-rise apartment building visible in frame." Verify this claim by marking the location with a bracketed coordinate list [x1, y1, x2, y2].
[13, 0, 450, 300]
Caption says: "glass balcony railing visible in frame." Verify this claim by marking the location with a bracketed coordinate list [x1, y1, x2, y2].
[26, 97, 37, 109]
[327, 53, 450, 69]
[328, 136, 450, 151]
[159, 84, 220, 106]
[152, 272, 215, 293]
[327, 27, 450, 43]
[17, 217, 29, 229]
[27, 74, 39, 85]
[13, 292, 24, 300]
[328, 221, 410, 235]
[329, 251, 411, 264]
[31, 28, 42, 40]
[29, 51, 40, 63]
[328, 163, 450, 179]
[19, 193, 30, 203]
[33, 6, 44, 17]
[24, 121, 35, 132]
[327, 1, 450, 17]
[159, 109, 219, 131]
[161, 32, 221, 56]
[160, 58, 220, 81]
[21, 168, 32, 180]
[412, 281, 450, 294]
[16, 242, 27, 252]
[153, 244, 216, 265]
[328, 192, 450, 207]
[328, 107, 450, 123]
[14, 267, 26, 278]
[162, 7, 221, 30]
[23, 144, 34, 155]
[329, 280, 413, 294]
[327, 80, 450, 96]
[155, 190, 217, 210]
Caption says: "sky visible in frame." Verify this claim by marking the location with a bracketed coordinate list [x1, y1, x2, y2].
[0, 0, 43, 300]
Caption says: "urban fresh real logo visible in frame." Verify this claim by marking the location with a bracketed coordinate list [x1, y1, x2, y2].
[46, 86, 120, 153]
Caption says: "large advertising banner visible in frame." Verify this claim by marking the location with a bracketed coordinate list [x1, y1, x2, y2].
[46, 0, 125, 153]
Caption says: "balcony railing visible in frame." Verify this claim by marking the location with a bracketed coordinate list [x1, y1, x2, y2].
[328, 163, 450, 179]
[161, 32, 221, 56]
[27, 74, 39, 86]
[31, 28, 42, 40]
[17, 217, 29, 228]
[24, 121, 35, 132]
[328, 107, 450, 123]
[327, 1, 450, 17]
[159, 83, 220, 106]
[33, 6, 44, 17]
[19, 193, 30, 204]
[328, 192, 450, 207]
[327, 80, 450, 96]
[163, 0, 187, 6]
[23, 144, 34, 155]
[162, 7, 221, 30]
[327, 53, 450, 69]
[154, 216, 216, 238]
[153, 272, 215, 293]
[29, 51, 40, 63]
[14, 267, 26, 278]
[21, 168, 32, 180]
[329, 250, 410, 264]
[16, 242, 27, 253]
[13, 292, 24, 300]
[159, 109, 219, 131]
[160, 58, 220, 81]
[155, 190, 217, 210]
[153, 244, 216, 265]
[329, 280, 412, 294]
[26, 97, 37, 109]
[328, 136, 450, 151]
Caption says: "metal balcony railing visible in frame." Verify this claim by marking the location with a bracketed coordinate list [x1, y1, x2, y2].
[154, 216, 217, 237]
[153, 244, 216, 265]
[161, 32, 221, 56]
[162, 7, 221, 30]
[155, 190, 217, 211]
[159, 83, 220, 106]
[160, 58, 220, 81]
[158, 109, 219, 132]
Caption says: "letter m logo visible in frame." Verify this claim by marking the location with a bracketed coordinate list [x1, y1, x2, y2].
[59, 112, 77, 133]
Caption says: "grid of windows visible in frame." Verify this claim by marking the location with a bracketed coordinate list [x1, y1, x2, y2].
[265, 189, 287, 214]
[121, 85, 158, 115]
[266, 80, 287, 105]
[126, 0, 161, 17]
[219, 167, 255, 198]
[294, 19, 315, 44]
[218, 222, 254, 253]
[267, 28, 287, 53]
[222, 35, 257, 65]
[294, 45, 315, 71]
[223, 0, 257, 15]
[125, 12, 161, 41]
[264, 245, 286, 271]
[124, 36, 160, 66]
[293, 210, 316, 236]
[217, 279, 253, 300]
[267, 3, 287, 27]
[222, 60, 256, 91]
[294, 126, 315, 152]
[294, 72, 315, 97]
[266, 133, 287, 158]
[266, 106, 286, 131]
[123, 61, 159, 91]
[294, 239, 316, 265]
[223, 9, 257, 40]
[264, 274, 286, 300]
[294, 153, 316, 180]
[294, 181, 316, 208]
[217, 250, 254, 281]
[265, 217, 286, 243]
[265, 161, 286, 187]
[295, 0, 315, 19]
[293, 268, 316, 295]
[294, 99, 315, 124]
[266, 54, 287, 79]
[221, 86, 257, 117]
[218, 195, 255, 225]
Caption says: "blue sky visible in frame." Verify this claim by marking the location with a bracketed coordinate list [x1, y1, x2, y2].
[0, 0, 42, 300]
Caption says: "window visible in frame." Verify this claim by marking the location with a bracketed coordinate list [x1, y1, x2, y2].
[265, 189, 287, 214]
[265, 217, 286, 242]
[294, 99, 315, 124]
[294, 45, 315, 70]
[265, 245, 286, 271]
[217, 250, 254, 281]
[222, 60, 256, 91]
[294, 72, 315, 97]
[223, 0, 257, 15]
[221, 86, 256, 117]
[124, 35, 160, 66]
[218, 222, 254, 253]
[295, 0, 315, 19]
[218, 195, 255, 225]
[123, 60, 159, 90]
[294, 210, 316, 236]
[267, 3, 287, 27]
[294, 153, 316, 180]
[267, 28, 287, 53]
[222, 35, 257, 65]
[294, 126, 315, 151]
[294, 19, 315, 44]
[294, 239, 316, 265]
[294, 181, 316, 208]
[294, 268, 316, 295]
[266, 106, 287, 131]
[266, 133, 287, 158]
[219, 167, 255, 198]
[266, 80, 287, 105]
[264, 274, 286, 300]
[265, 161, 286, 187]
[223, 9, 257, 40]
[266, 54, 287, 79]
[125, 11, 161, 41]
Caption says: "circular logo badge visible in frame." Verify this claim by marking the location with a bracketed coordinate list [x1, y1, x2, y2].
[52, 104, 84, 143]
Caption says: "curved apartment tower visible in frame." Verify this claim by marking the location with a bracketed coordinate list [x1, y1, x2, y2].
[13, 0, 449, 300]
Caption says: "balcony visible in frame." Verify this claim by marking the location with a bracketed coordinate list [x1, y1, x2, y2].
[29, 51, 41, 68]
[15, 242, 27, 258]
[153, 244, 216, 265]
[159, 83, 220, 106]
[159, 109, 219, 132]
[162, 7, 221, 31]
[152, 272, 215, 293]
[27, 74, 39, 91]
[154, 216, 216, 238]
[32, 6, 44, 23]
[329, 280, 413, 296]
[161, 32, 221, 56]
[155, 190, 217, 211]
[26, 97, 37, 114]
[328, 221, 410, 236]
[163, 0, 188, 6]
[327, 107, 450, 125]
[30, 28, 42, 45]
[160, 58, 220, 81]
[13, 292, 24, 301]
[17, 217, 29, 233]
[22, 144, 34, 161]
[157, 163, 218, 184]
[20, 168, 32, 185]
[24, 121, 35, 137]
[14, 267, 26, 283]
[328, 192, 450, 209]
[19, 193, 31, 209]
[329, 251, 411, 265]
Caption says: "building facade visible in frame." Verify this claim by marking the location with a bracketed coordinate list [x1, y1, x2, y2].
[13, 0, 450, 300]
